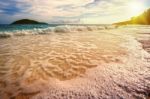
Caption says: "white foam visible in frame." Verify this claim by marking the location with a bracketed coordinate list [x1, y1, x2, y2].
[0, 32, 12, 38]
[54, 25, 71, 33]
[0, 25, 107, 38]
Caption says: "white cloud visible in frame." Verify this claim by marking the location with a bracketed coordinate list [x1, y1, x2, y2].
[0, 0, 149, 24]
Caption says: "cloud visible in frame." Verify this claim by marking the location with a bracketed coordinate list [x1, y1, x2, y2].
[0, 0, 149, 24]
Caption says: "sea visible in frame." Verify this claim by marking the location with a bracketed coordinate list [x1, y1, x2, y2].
[0, 24, 114, 38]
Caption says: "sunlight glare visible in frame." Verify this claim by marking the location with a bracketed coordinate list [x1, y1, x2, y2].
[128, 2, 146, 16]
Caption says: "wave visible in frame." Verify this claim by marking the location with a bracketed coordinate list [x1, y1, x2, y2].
[0, 25, 116, 38]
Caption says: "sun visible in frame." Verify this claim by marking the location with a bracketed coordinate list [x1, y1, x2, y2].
[128, 2, 146, 16]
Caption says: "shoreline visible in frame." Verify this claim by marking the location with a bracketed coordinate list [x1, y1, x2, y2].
[0, 27, 150, 99]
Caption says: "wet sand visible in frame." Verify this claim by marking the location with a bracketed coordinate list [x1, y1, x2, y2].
[0, 28, 150, 99]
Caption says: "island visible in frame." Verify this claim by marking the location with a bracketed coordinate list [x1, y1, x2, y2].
[114, 8, 150, 25]
[11, 19, 48, 25]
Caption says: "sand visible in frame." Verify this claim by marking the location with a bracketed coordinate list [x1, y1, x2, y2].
[0, 27, 150, 99]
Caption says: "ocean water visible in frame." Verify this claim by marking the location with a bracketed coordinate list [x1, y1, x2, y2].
[0, 25, 149, 99]
[0, 24, 109, 31]
[0, 24, 58, 32]
[0, 24, 114, 38]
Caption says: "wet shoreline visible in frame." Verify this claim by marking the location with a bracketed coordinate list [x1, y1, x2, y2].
[0, 27, 150, 99]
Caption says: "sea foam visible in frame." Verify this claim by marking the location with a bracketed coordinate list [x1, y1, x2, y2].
[0, 25, 149, 99]
[0, 25, 111, 38]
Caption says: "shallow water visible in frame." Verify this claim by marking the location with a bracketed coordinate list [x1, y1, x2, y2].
[0, 25, 150, 99]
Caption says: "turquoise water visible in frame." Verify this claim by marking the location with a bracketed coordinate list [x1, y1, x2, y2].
[0, 24, 60, 32]
[0, 24, 108, 32]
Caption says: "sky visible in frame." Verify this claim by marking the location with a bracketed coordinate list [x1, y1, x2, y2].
[0, 0, 150, 24]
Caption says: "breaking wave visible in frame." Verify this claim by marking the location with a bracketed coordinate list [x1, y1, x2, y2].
[0, 25, 116, 38]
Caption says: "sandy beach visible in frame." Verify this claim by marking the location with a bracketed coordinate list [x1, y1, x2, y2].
[0, 26, 150, 99]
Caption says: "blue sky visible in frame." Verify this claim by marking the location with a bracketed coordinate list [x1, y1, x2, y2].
[0, 0, 149, 24]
